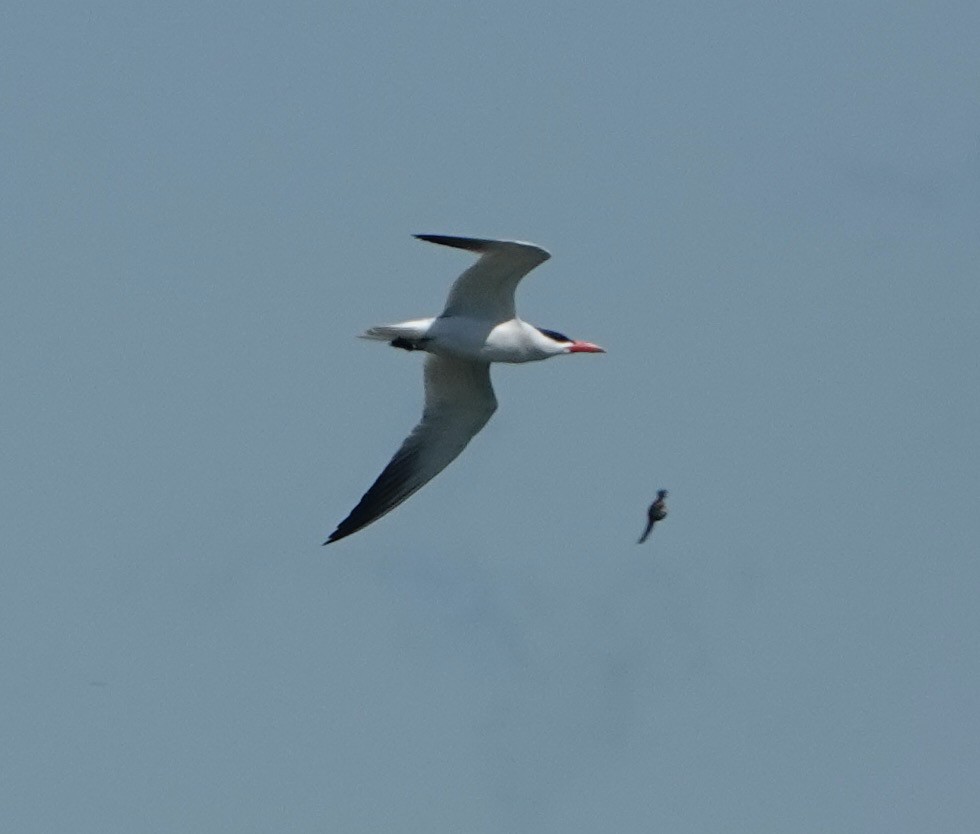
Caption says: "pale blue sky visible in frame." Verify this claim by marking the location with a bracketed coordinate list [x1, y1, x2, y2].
[3, 1, 979, 831]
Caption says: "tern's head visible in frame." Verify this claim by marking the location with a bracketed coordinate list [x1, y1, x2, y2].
[657, 489, 668, 500]
[535, 327, 606, 356]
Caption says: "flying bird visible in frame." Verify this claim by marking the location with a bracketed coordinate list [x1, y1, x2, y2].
[638, 489, 669, 544]
[325, 234, 605, 544]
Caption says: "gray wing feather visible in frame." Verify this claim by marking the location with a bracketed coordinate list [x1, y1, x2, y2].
[415, 234, 551, 322]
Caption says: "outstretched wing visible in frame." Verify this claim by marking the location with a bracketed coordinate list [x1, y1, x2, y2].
[325, 354, 497, 544]
[415, 234, 551, 322]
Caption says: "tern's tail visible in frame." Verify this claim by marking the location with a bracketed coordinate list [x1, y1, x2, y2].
[359, 318, 435, 342]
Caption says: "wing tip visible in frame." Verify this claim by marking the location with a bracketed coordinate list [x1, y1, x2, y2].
[414, 233, 489, 252]
[414, 233, 550, 260]
[322, 532, 348, 546]
[325, 507, 370, 544]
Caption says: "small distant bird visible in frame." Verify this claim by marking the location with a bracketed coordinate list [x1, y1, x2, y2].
[325, 234, 605, 545]
[638, 490, 669, 544]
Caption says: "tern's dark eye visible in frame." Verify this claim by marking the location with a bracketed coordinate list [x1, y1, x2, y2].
[536, 327, 570, 343]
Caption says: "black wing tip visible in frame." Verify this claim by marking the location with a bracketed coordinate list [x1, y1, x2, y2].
[322, 526, 353, 546]
[414, 234, 489, 252]
[413, 233, 551, 262]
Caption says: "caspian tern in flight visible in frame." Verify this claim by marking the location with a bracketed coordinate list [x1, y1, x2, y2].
[324, 234, 605, 544]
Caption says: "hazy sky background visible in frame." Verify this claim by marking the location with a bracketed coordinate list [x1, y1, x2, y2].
[3, 1, 979, 831]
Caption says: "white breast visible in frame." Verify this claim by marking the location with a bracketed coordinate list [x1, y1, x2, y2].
[426, 317, 555, 364]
